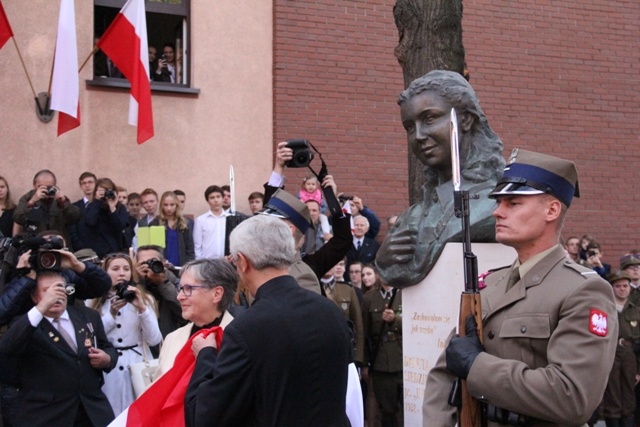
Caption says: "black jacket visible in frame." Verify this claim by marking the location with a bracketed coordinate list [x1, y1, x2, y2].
[0, 305, 118, 427]
[185, 275, 352, 427]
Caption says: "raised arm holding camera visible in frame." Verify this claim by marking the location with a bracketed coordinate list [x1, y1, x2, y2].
[262, 140, 353, 289]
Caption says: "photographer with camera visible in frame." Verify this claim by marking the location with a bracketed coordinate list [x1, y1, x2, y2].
[0, 237, 112, 426]
[261, 141, 352, 292]
[13, 169, 80, 250]
[83, 178, 129, 258]
[88, 252, 162, 415]
[135, 245, 186, 338]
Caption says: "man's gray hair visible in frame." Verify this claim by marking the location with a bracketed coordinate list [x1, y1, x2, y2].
[180, 258, 238, 312]
[230, 215, 296, 270]
[354, 215, 370, 228]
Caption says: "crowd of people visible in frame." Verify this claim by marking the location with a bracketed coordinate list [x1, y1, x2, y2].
[0, 69, 636, 427]
[0, 158, 638, 427]
[0, 142, 406, 427]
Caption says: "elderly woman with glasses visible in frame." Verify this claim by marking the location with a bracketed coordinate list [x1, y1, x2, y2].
[88, 253, 162, 415]
[155, 258, 238, 379]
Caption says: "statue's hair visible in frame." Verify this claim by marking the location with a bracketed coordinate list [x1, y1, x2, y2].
[398, 70, 505, 185]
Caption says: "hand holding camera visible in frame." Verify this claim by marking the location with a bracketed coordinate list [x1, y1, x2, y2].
[135, 258, 166, 285]
[30, 185, 58, 204]
[36, 282, 68, 315]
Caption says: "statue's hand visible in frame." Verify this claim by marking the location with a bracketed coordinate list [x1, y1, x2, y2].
[377, 228, 417, 266]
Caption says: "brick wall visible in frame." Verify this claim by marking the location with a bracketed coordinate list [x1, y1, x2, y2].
[273, 0, 640, 265]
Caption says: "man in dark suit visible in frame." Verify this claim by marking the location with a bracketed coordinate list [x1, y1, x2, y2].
[69, 171, 97, 252]
[185, 215, 352, 427]
[0, 271, 118, 427]
[346, 215, 380, 278]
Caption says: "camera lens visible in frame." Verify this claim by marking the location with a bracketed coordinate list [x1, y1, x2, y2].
[39, 252, 58, 269]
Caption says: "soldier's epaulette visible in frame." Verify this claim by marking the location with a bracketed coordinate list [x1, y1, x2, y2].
[562, 259, 598, 278]
[487, 265, 511, 273]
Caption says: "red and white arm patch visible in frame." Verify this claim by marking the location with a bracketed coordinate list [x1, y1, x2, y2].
[478, 272, 491, 290]
[589, 309, 608, 337]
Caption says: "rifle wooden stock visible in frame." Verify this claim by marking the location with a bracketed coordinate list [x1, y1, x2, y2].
[458, 292, 484, 427]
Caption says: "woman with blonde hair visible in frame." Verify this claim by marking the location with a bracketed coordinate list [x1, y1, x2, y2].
[88, 252, 162, 415]
[150, 191, 194, 268]
[0, 176, 16, 237]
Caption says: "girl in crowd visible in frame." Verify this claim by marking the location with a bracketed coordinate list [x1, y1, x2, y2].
[84, 178, 129, 257]
[150, 191, 194, 268]
[361, 264, 382, 294]
[0, 176, 16, 237]
[89, 253, 162, 415]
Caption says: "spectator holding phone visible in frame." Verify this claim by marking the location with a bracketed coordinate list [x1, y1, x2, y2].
[586, 241, 611, 279]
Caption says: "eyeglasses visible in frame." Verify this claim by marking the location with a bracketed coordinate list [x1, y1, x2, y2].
[176, 284, 207, 297]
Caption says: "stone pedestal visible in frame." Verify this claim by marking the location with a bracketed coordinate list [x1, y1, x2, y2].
[402, 243, 516, 427]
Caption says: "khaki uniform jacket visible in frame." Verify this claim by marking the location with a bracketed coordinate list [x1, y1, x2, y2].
[327, 281, 365, 364]
[363, 288, 402, 372]
[423, 245, 618, 427]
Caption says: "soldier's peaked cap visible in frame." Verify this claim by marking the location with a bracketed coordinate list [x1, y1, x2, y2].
[488, 148, 580, 207]
[259, 189, 314, 234]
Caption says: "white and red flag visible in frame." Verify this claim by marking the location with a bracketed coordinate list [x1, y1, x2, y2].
[0, 1, 14, 50]
[108, 326, 223, 427]
[97, 0, 153, 144]
[50, 0, 80, 136]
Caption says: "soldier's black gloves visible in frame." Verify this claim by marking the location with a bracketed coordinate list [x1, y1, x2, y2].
[446, 315, 484, 379]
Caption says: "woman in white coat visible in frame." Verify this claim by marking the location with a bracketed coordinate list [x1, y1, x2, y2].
[88, 252, 163, 415]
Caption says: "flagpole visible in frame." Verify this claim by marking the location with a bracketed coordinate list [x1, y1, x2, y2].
[47, 47, 56, 94]
[11, 37, 36, 98]
[78, 45, 99, 74]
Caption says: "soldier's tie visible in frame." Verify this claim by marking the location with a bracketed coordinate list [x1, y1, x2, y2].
[506, 267, 520, 290]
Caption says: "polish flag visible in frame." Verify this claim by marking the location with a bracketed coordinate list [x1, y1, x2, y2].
[108, 326, 223, 427]
[51, 0, 80, 136]
[97, 0, 153, 144]
[0, 1, 14, 49]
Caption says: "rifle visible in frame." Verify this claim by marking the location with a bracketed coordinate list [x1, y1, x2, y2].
[449, 108, 486, 427]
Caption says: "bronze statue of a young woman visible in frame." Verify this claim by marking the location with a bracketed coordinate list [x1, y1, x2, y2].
[376, 70, 504, 287]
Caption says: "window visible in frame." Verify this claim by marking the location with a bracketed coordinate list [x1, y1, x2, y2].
[92, 0, 195, 92]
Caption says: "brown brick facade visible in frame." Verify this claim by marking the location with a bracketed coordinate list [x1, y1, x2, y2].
[273, 0, 640, 264]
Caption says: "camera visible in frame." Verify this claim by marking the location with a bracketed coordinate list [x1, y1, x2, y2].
[114, 281, 136, 302]
[103, 189, 117, 200]
[285, 139, 314, 168]
[34, 236, 65, 272]
[588, 250, 597, 257]
[45, 186, 58, 197]
[144, 259, 165, 274]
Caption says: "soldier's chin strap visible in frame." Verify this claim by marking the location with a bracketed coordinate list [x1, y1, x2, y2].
[306, 141, 345, 218]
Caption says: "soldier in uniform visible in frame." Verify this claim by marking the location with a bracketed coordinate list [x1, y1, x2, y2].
[321, 264, 365, 366]
[363, 269, 403, 427]
[602, 272, 640, 427]
[423, 149, 618, 426]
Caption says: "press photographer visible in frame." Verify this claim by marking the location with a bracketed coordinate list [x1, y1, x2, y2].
[82, 178, 129, 258]
[0, 231, 112, 326]
[13, 169, 80, 249]
[135, 245, 186, 339]
[0, 232, 112, 426]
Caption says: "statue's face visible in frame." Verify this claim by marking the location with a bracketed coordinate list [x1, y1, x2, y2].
[400, 90, 453, 173]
